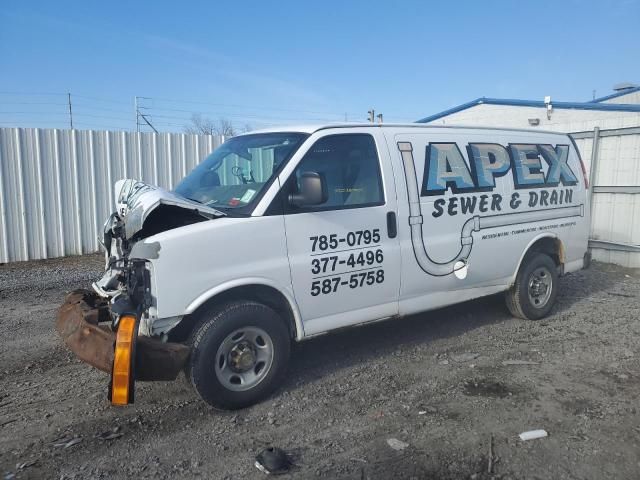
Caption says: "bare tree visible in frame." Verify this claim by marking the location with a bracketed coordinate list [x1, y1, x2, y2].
[216, 118, 236, 137]
[184, 114, 237, 137]
[184, 114, 217, 135]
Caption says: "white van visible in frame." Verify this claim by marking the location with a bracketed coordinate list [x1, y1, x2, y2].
[56, 124, 590, 409]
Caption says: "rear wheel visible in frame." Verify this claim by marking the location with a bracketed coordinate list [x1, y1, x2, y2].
[505, 253, 558, 320]
[186, 301, 290, 410]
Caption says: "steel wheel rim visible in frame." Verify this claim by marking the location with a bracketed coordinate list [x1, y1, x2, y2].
[214, 326, 274, 392]
[528, 266, 553, 308]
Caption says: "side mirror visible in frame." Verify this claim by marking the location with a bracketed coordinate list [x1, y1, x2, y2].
[289, 171, 327, 207]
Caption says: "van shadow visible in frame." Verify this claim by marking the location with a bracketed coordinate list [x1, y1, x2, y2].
[283, 263, 624, 393]
[283, 295, 508, 393]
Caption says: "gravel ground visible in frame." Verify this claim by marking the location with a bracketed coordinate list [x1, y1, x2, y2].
[1, 255, 639, 479]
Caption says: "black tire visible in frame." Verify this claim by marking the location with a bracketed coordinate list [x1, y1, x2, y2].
[505, 253, 558, 320]
[186, 301, 290, 410]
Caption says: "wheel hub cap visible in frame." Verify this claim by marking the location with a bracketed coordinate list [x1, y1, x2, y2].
[214, 326, 275, 392]
[528, 267, 553, 308]
[228, 342, 256, 372]
[531, 279, 548, 296]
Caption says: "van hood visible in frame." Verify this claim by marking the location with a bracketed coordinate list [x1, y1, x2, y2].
[114, 179, 226, 240]
[93, 179, 226, 299]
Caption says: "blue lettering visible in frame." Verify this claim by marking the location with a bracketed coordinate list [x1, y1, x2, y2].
[468, 144, 511, 188]
[509, 144, 545, 188]
[422, 143, 475, 195]
[420, 142, 578, 196]
[538, 145, 578, 186]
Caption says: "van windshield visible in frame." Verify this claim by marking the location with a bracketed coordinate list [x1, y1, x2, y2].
[174, 132, 308, 211]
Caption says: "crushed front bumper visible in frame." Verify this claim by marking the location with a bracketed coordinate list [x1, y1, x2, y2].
[56, 289, 190, 381]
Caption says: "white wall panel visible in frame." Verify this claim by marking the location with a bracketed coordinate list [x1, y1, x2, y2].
[588, 132, 640, 267]
[0, 128, 223, 263]
[426, 103, 640, 132]
[600, 91, 640, 105]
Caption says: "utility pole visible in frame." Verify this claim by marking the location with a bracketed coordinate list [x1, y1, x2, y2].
[135, 96, 155, 132]
[138, 112, 158, 133]
[367, 109, 375, 123]
[67, 92, 74, 130]
[134, 96, 139, 132]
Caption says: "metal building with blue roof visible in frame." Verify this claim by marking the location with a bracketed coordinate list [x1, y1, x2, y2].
[418, 84, 640, 133]
[416, 83, 640, 268]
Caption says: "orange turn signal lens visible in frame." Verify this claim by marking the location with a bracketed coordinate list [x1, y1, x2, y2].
[111, 314, 136, 406]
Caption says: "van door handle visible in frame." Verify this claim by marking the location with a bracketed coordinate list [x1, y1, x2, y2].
[386, 211, 397, 239]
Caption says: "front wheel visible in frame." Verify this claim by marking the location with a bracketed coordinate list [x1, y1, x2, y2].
[505, 253, 558, 320]
[187, 301, 290, 410]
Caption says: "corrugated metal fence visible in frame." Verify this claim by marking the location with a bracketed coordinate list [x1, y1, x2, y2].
[571, 126, 640, 268]
[1, 126, 639, 267]
[0, 128, 224, 263]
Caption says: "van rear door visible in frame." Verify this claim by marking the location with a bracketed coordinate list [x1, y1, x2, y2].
[279, 129, 401, 336]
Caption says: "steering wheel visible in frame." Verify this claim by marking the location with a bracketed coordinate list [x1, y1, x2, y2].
[231, 166, 248, 184]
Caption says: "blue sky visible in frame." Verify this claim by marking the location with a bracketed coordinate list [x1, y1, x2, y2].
[1, 0, 639, 131]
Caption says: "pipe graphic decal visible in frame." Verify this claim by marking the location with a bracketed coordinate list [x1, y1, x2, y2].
[397, 141, 584, 277]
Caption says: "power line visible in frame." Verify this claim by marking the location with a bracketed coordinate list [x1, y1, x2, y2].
[0, 101, 68, 106]
[0, 111, 68, 115]
[67, 93, 131, 106]
[136, 104, 315, 116]
[0, 91, 424, 132]
[0, 91, 65, 96]
[71, 103, 132, 114]
[146, 111, 344, 122]
[0, 111, 132, 121]
[0, 91, 343, 116]
[136, 95, 362, 118]
[0, 120, 66, 125]
[74, 112, 132, 121]
[0, 91, 426, 120]
[72, 123, 133, 130]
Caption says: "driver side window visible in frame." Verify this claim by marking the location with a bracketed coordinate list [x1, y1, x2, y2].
[286, 133, 384, 213]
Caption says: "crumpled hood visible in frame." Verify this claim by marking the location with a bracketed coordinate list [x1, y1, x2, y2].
[115, 179, 226, 239]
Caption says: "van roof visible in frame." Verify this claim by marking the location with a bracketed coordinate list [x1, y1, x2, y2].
[245, 123, 570, 137]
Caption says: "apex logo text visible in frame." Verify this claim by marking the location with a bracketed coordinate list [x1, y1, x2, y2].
[422, 143, 579, 196]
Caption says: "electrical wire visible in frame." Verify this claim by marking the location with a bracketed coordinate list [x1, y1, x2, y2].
[0, 91, 423, 131]
[143, 95, 361, 117]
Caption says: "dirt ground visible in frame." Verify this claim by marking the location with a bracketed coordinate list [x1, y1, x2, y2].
[1, 255, 639, 480]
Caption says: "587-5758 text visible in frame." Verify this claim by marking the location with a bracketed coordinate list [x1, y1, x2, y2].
[311, 269, 385, 296]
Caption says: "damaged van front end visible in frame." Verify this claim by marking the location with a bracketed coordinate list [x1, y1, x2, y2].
[56, 179, 225, 405]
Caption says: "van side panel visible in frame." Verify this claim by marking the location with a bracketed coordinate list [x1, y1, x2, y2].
[383, 127, 588, 317]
